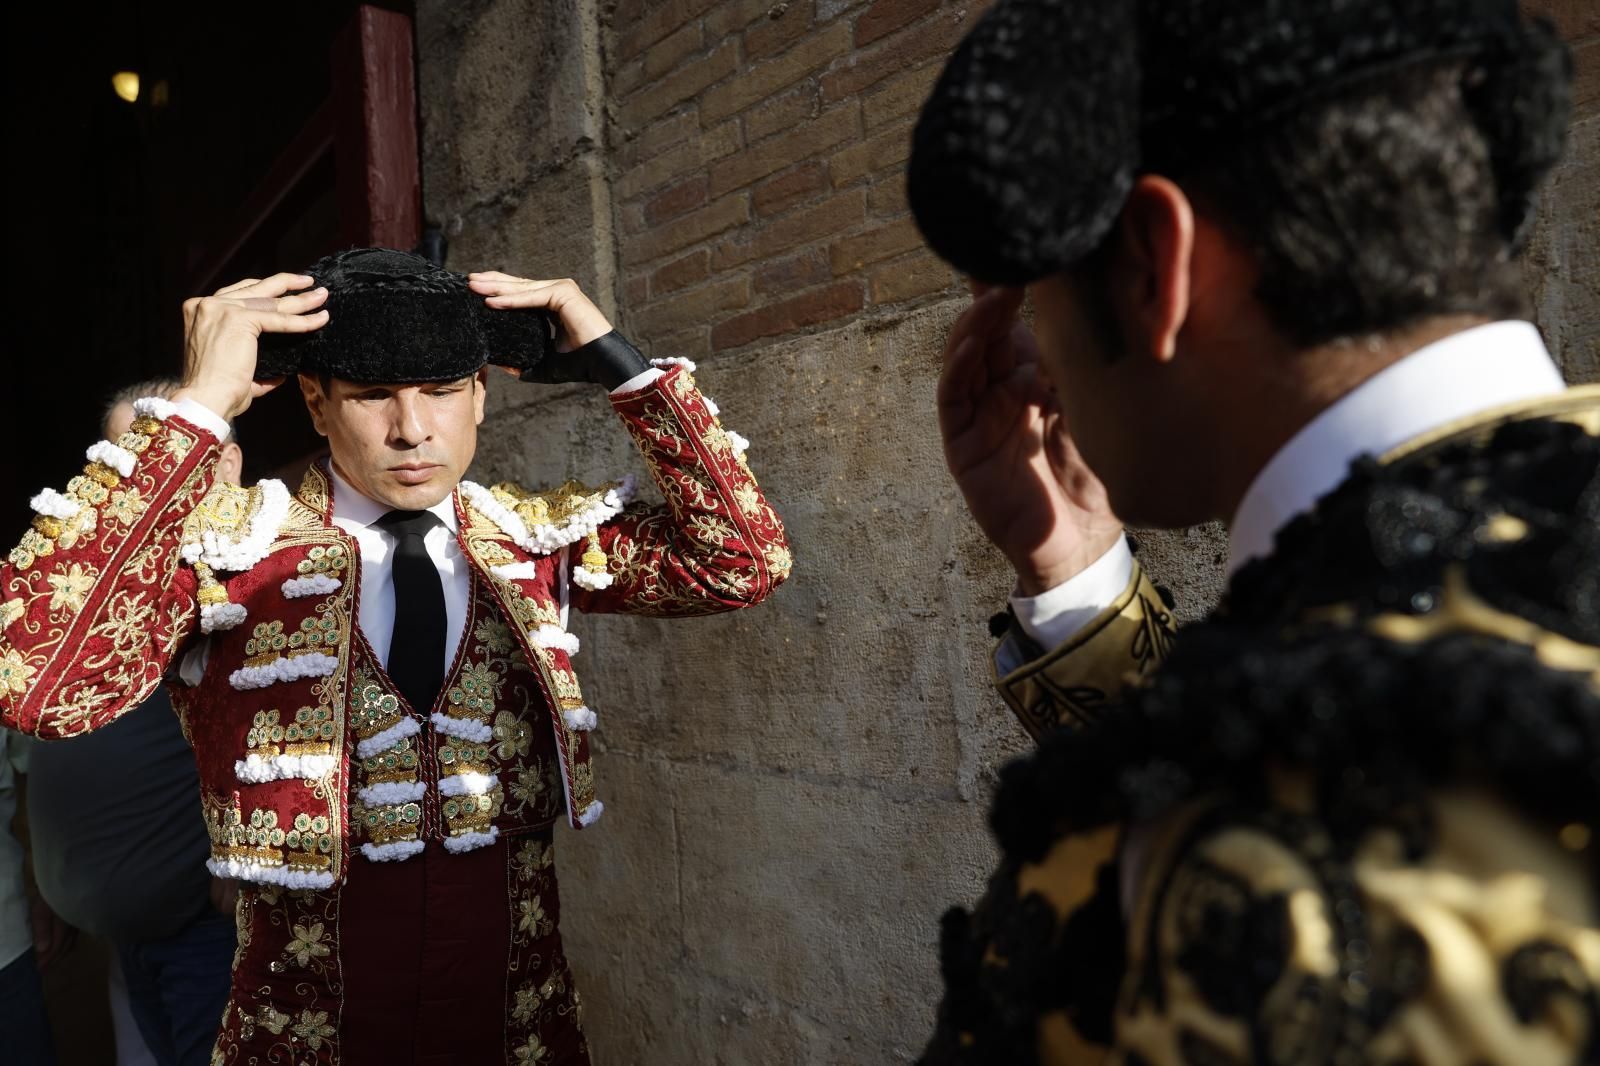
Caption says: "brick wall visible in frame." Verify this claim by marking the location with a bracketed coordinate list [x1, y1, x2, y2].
[416, 4, 1599, 1061]
[606, 0, 988, 359]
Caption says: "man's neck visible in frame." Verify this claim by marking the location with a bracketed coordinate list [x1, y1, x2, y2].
[1209, 314, 1494, 524]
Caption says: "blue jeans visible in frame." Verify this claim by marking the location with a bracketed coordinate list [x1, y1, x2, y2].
[117, 912, 236, 1066]
[0, 948, 57, 1066]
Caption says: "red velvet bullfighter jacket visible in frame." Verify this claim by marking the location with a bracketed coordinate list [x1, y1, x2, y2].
[0, 364, 790, 889]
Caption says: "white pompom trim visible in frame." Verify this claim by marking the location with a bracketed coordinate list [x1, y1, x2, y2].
[430, 712, 494, 743]
[703, 396, 720, 416]
[439, 771, 498, 797]
[361, 840, 426, 863]
[490, 562, 541, 580]
[727, 430, 750, 456]
[442, 828, 500, 854]
[205, 857, 335, 890]
[132, 396, 179, 421]
[357, 780, 426, 806]
[532, 625, 579, 655]
[459, 475, 636, 556]
[29, 489, 81, 520]
[181, 479, 290, 573]
[234, 753, 337, 784]
[86, 440, 137, 479]
[200, 602, 248, 634]
[562, 705, 597, 731]
[576, 801, 605, 828]
[354, 717, 421, 759]
[650, 357, 697, 372]
[228, 651, 338, 691]
[571, 567, 614, 592]
[281, 574, 342, 598]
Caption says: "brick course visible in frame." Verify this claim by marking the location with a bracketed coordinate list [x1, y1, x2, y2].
[609, 1, 987, 355]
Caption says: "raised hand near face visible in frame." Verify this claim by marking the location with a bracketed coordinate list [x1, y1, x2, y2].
[174, 273, 330, 420]
[938, 287, 1124, 596]
[467, 273, 648, 390]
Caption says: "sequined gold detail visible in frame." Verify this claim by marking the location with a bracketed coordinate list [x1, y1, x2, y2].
[246, 706, 335, 761]
[242, 617, 339, 667]
[361, 801, 422, 846]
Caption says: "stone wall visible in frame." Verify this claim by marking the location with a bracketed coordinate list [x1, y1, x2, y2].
[414, 1, 1598, 1060]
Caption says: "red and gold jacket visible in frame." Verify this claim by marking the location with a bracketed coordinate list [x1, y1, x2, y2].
[0, 364, 790, 890]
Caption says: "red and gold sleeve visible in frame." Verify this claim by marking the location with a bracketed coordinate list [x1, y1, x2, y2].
[572, 363, 792, 617]
[0, 400, 219, 737]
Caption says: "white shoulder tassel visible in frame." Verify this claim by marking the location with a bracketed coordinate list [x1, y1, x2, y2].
[234, 753, 337, 784]
[30, 489, 80, 520]
[430, 712, 494, 743]
[205, 857, 336, 890]
[357, 781, 427, 806]
[562, 705, 597, 731]
[532, 625, 579, 656]
[571, 568, 613, 592]
[132, 396, 179, 421]
[201, 602, 248, 634]
[439, 771, 498, 797]
[183, 479, 291, 572]
[442, 828, 500, 853]
[361, 840, 427, 863]
[228, 652, 338, 691]
[281, 574, 342, 598]
[354, 718, 421, 760]
[86, 440, 137, 478]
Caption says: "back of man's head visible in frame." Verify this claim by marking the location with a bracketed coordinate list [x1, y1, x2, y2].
[1177, 58, 1554, 349]
[104, 379, 244, 483]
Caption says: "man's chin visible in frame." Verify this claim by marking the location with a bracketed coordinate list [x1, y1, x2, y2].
[375, 472, 456, 511]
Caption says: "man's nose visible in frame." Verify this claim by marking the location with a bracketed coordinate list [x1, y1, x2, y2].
[391, 392, 431, 447]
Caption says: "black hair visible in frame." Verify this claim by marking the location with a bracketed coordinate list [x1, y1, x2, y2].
[1178, 61, 1536, 348]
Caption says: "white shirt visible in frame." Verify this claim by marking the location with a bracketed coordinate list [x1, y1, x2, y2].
[1010, 321, 1567, 649]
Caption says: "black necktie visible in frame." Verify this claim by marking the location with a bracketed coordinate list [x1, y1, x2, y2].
[374, 509, 447, 714]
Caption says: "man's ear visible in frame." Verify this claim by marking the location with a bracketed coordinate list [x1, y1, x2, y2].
[474, 369, 489, 427]
[216, 441, 245, 484]
[298, 374, 329, 437]
[1109, 175, 1195, 363]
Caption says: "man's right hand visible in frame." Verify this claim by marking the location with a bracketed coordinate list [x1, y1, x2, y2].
[174, 273, 329, 420]
[938, 287, 1124, 597]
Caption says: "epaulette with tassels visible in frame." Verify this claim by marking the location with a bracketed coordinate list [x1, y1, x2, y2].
[458, 476, 636, 590]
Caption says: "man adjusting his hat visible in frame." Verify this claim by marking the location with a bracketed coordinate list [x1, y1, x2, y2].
[912, 1, 1597, 1063]
[0, 250, 790, 1064]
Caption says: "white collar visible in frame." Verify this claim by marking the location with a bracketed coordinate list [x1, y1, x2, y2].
[1228, 321, 1566, 575]
[328, 463, 461, 534]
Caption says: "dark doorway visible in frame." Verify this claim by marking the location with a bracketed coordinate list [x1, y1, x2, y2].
[6, 1, 420, 537]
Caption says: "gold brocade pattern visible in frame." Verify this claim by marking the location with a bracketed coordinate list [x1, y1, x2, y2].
[1, 412, 213, 738]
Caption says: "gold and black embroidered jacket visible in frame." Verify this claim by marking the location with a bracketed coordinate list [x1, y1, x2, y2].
[925, 389, 1600, 1065]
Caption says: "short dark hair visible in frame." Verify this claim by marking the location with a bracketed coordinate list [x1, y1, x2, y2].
[103, 379, 236, 443]
[1178, 62, 1529, 349]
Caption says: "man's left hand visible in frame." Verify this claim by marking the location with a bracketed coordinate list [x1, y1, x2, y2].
[467, 273, 612, 350]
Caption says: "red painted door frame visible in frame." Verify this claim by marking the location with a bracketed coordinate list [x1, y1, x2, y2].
[189, 3, 420, 294]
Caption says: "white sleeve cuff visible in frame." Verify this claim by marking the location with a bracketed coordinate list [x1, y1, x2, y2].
[171, 398, 231, 442]
[1009, 538, 1136, 651]
[609, 368, 665, 396]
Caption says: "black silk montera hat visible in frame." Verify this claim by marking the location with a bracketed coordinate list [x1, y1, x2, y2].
[908, 0, 1573, 286]
[255, 247, 557, 383]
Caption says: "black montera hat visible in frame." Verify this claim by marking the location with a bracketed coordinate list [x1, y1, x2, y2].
[255, 248, 557, 383]
[909, 0, 1573, 286]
